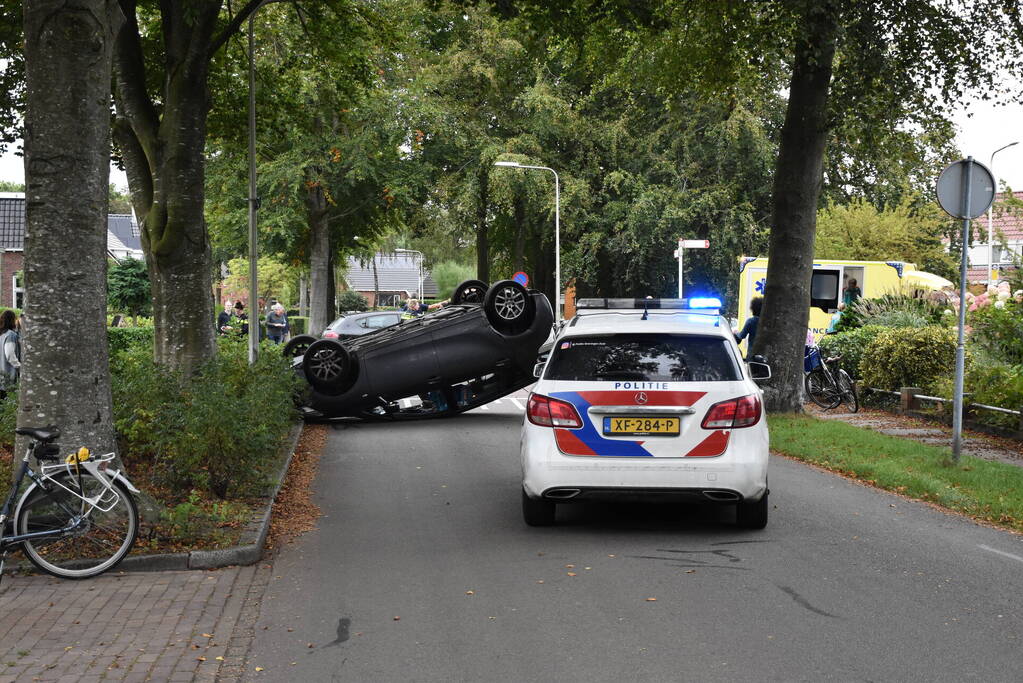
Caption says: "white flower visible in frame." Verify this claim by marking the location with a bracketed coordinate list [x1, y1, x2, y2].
[995, 300, 1006, 308]
[998, 291, 1011, 301]
[943, 309, 954, 315]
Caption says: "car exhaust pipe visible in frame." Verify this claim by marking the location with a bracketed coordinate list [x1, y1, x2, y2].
[703, 490, 740, 502]
[545, 489, 581, 500]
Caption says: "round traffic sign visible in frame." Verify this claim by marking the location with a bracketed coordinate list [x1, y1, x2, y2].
[512, 271, 529, 287]
[936, 159, 995, 219]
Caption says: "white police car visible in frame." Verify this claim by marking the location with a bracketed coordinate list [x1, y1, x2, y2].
[520, 297, 771, 528]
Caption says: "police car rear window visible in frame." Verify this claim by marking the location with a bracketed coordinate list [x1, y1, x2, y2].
[546, 334, 741, 382]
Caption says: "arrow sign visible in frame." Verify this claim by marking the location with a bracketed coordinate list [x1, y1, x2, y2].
[681, 240, 709, 249]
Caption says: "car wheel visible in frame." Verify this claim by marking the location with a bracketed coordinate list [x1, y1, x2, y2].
[522, 488, 556, 526]
[484, 280, 536, 334]
[451, 279, 489, 305]
[736, 492, 768, 530]
[282, 334, 317, 358]
[302, 339, 353, 391]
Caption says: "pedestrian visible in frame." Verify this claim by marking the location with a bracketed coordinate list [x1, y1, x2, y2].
[217, 301, 235, 334]
[0, 310, 21, 400]
[265, 303, 290, 345]
[826, 302, 845, 334]
[843, 278, 862, 305]
[233, 301, 249, 336]
[401, 297, 450, 319]
[732, 297, 762, 358]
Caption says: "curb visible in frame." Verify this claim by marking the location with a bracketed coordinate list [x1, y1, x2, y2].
[117, 421, 304, 573]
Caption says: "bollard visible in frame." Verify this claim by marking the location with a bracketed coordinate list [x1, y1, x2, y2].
[900, 387, 922, 414]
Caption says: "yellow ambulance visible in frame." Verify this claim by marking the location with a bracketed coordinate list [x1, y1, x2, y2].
[735, 257, 954, 346]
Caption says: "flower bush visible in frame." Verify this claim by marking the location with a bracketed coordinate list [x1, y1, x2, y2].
[968, 299, 1023, 366]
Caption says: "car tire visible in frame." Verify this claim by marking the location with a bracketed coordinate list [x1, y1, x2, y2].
[451, 279, 489, 305]
[303, 339, 354, 392]
[484, 280, 536, 335]
[522, 488, 556, 526]
[283, 334, 317, 358]
[736, 491, 768, 530]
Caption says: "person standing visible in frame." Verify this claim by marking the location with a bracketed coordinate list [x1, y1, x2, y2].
[233, 301, 249, 336]
[843, 278, 862, 305]
[217, 301, 235, 334]
[265, 303, 290, 344]
[733, 297, 763, 358]
[0, 310, 21, 400]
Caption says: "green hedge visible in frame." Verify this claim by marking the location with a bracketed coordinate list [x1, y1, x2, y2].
[817, 325, 886, 380]
[860, 326, 958, 392]
[108, 326, 155, 354]
[289, 316, 308, 335]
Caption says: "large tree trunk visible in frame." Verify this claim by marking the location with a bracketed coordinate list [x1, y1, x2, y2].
[476, 169, 490, 282]
[112, 2, 222, 374]
[750, 0, 839, 412]
[307, 183, 335, 334]
[22, 0, 123, 456]
[298, 274, 308, 316]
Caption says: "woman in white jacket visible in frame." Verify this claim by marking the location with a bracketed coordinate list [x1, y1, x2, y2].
[0, 310, 21, 400]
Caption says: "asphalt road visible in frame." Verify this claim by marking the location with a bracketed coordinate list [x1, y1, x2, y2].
[251, 395, 1023, 682]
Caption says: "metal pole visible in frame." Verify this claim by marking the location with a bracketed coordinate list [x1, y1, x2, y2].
[247, 13, 258, 364]
[987, 142, 1019, 286]
[553, 169, 560, 322]
[679, 244, 685, 298]
[952, 157, 975, 463]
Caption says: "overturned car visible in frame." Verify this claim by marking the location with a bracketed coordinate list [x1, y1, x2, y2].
[289, 280, 554, 419]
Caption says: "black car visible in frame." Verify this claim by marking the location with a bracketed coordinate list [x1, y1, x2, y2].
[291, 280, 554, 419]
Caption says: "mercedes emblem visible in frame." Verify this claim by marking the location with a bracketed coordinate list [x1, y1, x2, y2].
[635, 392, 648, 405]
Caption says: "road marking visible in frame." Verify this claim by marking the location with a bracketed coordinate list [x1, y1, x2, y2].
[509, 397, 524, 410]
[979, 544, 1023, 564]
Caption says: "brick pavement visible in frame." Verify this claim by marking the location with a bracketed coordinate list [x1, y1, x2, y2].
[0, 563, 271, 682]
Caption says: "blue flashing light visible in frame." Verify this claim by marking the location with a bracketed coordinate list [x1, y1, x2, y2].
[688, 297, 722, 309]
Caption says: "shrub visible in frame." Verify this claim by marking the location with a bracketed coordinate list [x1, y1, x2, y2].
[338, 290, 369, 312]
[431, 260, 477, 298]
[817, 325, 886, 380]
[860, 325, 958, 392]
[969, 300, 1023, 366]
[112, 338, 300, 499]
[838, 292, 952, 331]
[289, 316, 308, 335]
[933, 361, 1023, 430]
[108, 326, 155, 354]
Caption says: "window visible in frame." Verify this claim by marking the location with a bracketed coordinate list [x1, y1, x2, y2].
[810, 270, 840, 311]
[12, 271, 23, 309]
[545, 334, 741, 382]
[366, 315, 397, 329]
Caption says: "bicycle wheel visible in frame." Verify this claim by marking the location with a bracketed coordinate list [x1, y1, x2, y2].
[837, 369, 859, 413]
[15, 472, 138, 579]
[805, 367, 841, 409]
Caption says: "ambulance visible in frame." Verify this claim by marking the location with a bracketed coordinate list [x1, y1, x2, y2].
[736, 257, 954, 346]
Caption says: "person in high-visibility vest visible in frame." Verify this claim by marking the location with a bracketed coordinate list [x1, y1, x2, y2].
[400, 297, 449, 320]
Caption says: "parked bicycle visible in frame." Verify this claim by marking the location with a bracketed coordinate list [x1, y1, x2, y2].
[0, 426, 139, 580]
[804, 345, 858, 412]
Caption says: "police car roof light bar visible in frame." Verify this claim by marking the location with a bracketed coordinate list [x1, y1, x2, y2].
[576, 297, 721, 311]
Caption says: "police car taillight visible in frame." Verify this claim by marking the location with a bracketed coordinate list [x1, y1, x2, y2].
[701, 395, 761, 429]
[527, 393, 583, 428]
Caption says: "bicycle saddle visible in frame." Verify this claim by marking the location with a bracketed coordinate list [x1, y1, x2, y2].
[15, 426, 60, 443]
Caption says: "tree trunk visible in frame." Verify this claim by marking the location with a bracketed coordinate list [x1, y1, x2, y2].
[307, 183, 334, 334]
[476, 169, 490, 283]
[112, 3, 221, 374]
[299, 274, 308, 316]
[750, 0, 839, 413]
[22, 0, 123, 457]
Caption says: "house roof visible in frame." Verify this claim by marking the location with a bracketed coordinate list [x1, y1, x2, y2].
[0, 196, 142, 256]
[987, 191, 1023, 242]
[344, 253, 440, 298]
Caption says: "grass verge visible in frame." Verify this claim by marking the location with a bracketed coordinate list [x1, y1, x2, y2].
[768, 414, 1023, 533]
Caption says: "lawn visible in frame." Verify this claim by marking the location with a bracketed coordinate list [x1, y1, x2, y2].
[768, 413, 1023, 533]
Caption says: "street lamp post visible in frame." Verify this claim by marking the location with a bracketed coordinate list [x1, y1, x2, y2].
[493, 161, 561, 321]
[987, 141, 1019, 286]
[246, 0, 286, 364]
[395, 248, 424, 299]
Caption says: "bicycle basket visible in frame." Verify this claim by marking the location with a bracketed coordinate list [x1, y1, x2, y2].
[804, 347, 822, 373]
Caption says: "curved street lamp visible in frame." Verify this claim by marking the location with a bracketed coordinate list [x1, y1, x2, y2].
[493, 161, 561, 321]
[987, 141, 1019, 286]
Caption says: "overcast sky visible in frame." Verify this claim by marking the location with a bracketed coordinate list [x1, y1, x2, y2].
[2, 91, 1022, 194]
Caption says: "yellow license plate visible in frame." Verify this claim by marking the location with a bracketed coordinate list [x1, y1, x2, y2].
[603, 416, 680, 436]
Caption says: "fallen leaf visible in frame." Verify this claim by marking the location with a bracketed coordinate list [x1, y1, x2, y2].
[646, 598, 657, 602]
[393, 616, 401, 621]
[565, 564, 575, 568]
[307, 643, 314, 648]
[215, 656, 224, 661]
[536, 580, 544, 584]
[197, 656, 207, 662]
[465, 590, 475, 595]
[255, 666, 264, 671]
[685, 569, 696, 574]
[202, 633, 214, 638]
[567, 572, 577, 577]
[585, 567, 592, 570]
[608, 554, 616, 558]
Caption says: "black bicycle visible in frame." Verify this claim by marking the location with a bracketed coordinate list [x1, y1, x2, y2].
[0, 426, 139, 580]
[804, 345, 858, 412]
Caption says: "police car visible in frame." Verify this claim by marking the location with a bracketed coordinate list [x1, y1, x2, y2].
[520, 297, 771, 528]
